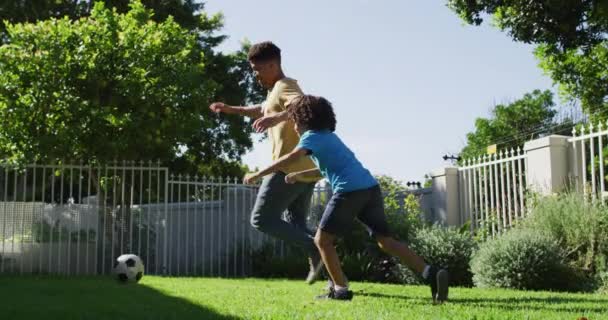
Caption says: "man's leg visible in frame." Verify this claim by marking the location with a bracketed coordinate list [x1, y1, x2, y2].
[285, 183, 324, 283]
[250, 172, 316, 253]
[285, 182, 315, 237]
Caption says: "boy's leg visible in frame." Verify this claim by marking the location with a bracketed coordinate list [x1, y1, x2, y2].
[358, 186, 449, 303]
[314, 229, 352, 300]
[375, 236, 448, 302]
[314, 229, 347, 287]
[250, 172, 317, 256]
[314, 191, 369, 300]
[375, 236, 425, 274]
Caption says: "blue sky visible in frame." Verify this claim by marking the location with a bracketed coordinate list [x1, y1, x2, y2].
[205, 0, 555, 182]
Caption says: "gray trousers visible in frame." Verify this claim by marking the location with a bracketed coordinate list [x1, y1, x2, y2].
[250, 172, 316, 254]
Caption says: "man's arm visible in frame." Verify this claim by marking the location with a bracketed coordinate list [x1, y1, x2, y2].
[243, 148, 309, 184]
[209, 102, 264, 119]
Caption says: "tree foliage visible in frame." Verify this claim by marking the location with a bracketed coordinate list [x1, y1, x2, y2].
[447, 0, 608, 120]
[0, 1, 263, 177]
[459, 90, 557, 160]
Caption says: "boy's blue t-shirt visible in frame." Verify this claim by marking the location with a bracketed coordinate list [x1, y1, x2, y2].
[296, 130, 378, 193]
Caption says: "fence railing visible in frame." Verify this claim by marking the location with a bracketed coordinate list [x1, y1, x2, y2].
[458, 149, 528, 236]
[163, 175, 328, 277]
[456, 121, 608, 235]
[0, 161, 331, 277]
[570, 121, 608, 201]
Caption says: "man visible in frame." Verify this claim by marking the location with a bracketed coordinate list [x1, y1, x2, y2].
[209, 41, 323, 283]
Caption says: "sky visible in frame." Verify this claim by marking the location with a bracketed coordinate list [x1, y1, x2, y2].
[205, 0, 555, 182]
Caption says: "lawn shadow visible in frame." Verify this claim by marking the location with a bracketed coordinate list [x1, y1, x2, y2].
[355, 290, 608, 314]
[0, 275, 241, 320]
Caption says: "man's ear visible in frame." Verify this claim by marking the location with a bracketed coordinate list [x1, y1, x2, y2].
[270, 60, 281, 72]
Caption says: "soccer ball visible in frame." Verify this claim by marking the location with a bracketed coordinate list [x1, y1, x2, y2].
[114, 254, 144, 283]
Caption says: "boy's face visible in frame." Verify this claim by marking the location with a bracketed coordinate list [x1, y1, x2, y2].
[293, 122, 306, 135]
[250, 60, 278, 89]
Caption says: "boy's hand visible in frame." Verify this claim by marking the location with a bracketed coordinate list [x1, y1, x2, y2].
[209, 102, 228, 114]
[252, 114, 280, 132]
[243, 172, 261, 185]
[284, 173, 299, 184]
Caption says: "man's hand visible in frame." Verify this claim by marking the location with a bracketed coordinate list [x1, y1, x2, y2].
[252, 114, 281, 133]
[243, 172, 261, 185]
[284, 173, 299, 184]
[209, 102, 228, 114]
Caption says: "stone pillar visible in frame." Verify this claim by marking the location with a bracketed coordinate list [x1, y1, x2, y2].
[430, 167, 460, 226]
[523, 135, 570, 195]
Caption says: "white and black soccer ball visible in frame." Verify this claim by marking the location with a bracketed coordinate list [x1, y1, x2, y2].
[114, 254, 144, 283]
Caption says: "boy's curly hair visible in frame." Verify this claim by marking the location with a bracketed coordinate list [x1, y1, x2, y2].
[247, 41, 281, 63]
[287, 95, 337, 132]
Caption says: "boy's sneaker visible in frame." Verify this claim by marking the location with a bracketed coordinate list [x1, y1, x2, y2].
[325, 278, 334, 291]
[305, 251, 324, 284]
[426, 266, 449, 303]
[316, 287, 353, 301]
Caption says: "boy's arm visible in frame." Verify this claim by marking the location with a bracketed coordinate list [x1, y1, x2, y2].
[243, 148, 309, 184]
[252, 111, 288, 132]
[285, 168, 321, 184]
[252, 82, 300, 132]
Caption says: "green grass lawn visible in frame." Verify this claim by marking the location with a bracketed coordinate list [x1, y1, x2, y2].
[1, 276, 607, 320]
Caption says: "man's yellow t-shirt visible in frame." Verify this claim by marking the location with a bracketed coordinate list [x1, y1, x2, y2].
[263, 78, 319, 183]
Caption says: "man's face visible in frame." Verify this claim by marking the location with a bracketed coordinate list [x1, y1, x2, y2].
[250, 60, 276, 89]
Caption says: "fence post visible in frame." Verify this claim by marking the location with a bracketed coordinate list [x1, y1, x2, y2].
[523, 135, 570, 195]
[430, 167, 460, 226]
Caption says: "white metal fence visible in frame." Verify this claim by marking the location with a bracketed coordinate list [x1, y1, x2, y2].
[570, 121, 608, 201]
[456, 121, 608, 235]
[458, 149, 528, 236]
[0, 161, 331, 277]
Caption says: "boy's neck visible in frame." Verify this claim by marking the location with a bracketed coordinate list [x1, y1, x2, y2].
[309, 129, 331, 133]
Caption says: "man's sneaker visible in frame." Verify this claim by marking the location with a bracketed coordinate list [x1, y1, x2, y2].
[306, 251, 324, 284]
[426, 266, 449, 303]
[315, 287, 353, 301]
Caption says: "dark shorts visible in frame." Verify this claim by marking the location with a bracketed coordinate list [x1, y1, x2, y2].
[319, 185, 390, 237]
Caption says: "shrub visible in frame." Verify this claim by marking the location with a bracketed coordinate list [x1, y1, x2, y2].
[393, 225, 477, 286]
[471, 228, 580, 291]
[521, 192, 608, 275]
[597, 271, 608, 294]
[250, 244, 308, 279]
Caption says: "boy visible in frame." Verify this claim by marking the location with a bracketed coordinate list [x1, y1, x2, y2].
[244, 95, 449, 302]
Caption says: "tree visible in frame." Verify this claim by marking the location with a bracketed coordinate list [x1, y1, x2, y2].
[0, 1, 208, 42]
[0, 1, 267, 267]
[447, 0, 607, 50]
[459, 90, 557, 160]
[535, 42, 608, 121]
[0, 1, 261, 177]
[446, 0, 608, 121]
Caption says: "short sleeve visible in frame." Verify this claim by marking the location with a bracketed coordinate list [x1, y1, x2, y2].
[296, 132, 319, 155]
[278, 80, 303, 111]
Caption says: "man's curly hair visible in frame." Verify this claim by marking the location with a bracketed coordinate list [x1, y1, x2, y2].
[287, 95, 337, 132]
[248, 41, 281, 63]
